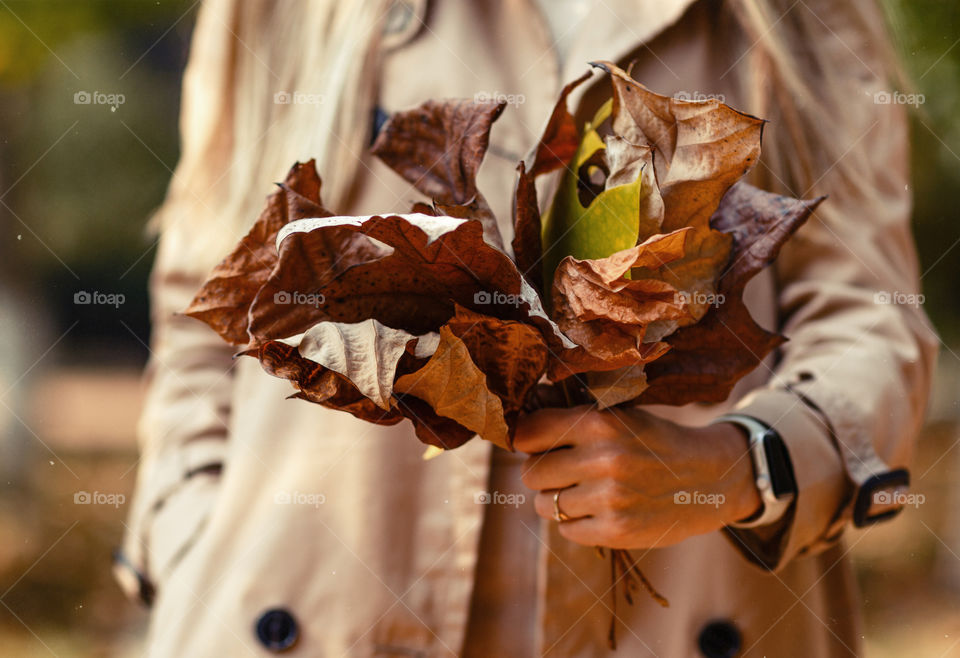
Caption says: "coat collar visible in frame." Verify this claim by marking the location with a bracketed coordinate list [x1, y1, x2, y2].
[390, 0, 702, 94]
[538, 0, 702, 84]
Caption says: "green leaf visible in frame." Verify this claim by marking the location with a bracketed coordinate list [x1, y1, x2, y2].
[540, 100, 645, 292]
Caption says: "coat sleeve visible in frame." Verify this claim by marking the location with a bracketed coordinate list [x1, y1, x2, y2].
[113, 218, 236, 605]
[112, 0, 242, 604]
[721, 9, 939, 571]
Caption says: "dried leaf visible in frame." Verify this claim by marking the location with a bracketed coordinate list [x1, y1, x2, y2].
[258, 339, 404, 425]
[639, 183, 825, 404]
[393, 394, 476, 450]
[592, 60, 765, 322]
[394, 326, 511, 450]
[444, 305, 548, 414]
[372, 99, 507, 248]
[512, 71, 593, 294]
[586, 365, 648, 409]
[512, 161, 545, 290]
[185, 160, 332, 345]
[548, 229, 688, 384]
[291, 319, 429, 410]
[250, 213, 572, 349]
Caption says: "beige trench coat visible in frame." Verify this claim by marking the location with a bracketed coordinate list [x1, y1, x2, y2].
[116, 0, 939, 656]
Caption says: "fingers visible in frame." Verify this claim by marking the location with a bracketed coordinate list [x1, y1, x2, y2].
[521, 446, 581, 491]
[556, 516, 612, 547]
[532, 481, 603, 522]
[532, 488, 617, 547]
[513, 405, 595, 454]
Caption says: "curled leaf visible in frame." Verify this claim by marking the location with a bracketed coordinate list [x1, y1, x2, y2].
[372, 99, 507, 249]
[592, 60, 765, 323]
[292, 319, 430, 410]
[394, 326, 511, 450]
[185, 160, 333, 345]
[512, 70, 594, 293]
[444, 305, 548, 414]
[551, 229, 691, 359]
[639, 183, 825, 404]
[258, 339, 404, 426]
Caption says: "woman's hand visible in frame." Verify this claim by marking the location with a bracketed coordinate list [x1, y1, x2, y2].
[514, 405, 762, 550]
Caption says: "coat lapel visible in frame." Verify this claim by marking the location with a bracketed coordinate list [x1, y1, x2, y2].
[554, 0, 702, 84]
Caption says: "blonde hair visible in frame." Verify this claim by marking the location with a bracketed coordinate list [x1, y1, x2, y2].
[156, 0, 902, 270]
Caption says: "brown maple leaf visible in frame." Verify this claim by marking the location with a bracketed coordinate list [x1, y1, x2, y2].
[592, 60, 765, 324]
[257, 338, 404, 426]
[638, 183, 825, 405]
[372, 99, 507, 249]
[512, 70, 594, 293]
[395, 326, 511, 450]
[184, 160, 332, 345]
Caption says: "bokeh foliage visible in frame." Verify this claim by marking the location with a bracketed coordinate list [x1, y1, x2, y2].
[882, 0, 960, 341]
[0, 0, 196, 361]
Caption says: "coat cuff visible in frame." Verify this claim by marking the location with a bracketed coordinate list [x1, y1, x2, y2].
[114, 464, 223, 605]
[721, 388, 850, 571]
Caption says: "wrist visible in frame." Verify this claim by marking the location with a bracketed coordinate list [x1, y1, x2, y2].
[710, 421, 763, 526]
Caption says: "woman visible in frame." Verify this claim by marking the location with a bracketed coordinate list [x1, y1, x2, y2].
[115, 0, 937, 655]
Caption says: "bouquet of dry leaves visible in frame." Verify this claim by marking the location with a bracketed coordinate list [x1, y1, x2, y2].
[185, 61, 823, 646]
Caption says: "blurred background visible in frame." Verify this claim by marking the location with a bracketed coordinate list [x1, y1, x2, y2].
[0, 0, 957, 656]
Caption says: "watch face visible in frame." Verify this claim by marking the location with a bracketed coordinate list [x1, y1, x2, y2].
[761, 430, 797, 498]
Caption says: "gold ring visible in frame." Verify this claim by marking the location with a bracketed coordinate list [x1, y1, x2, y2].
[553, 488, 570, 522]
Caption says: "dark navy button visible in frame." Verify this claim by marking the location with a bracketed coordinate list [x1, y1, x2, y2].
[255, 608, 299, 652]
[698, 620, 742, 658]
